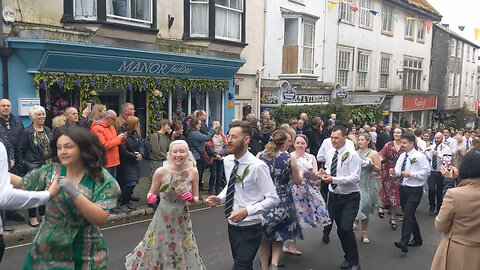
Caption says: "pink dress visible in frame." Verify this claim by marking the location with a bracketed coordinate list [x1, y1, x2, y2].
[379, 141, 404, 209]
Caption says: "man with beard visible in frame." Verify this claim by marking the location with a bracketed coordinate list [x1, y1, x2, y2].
[206, 121, 279, 270]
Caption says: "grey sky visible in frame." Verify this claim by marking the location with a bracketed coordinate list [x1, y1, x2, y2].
[427, 0, 480, 46]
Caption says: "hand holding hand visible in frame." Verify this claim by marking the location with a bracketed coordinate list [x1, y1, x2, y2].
[316, 169, 326, 178]
[147, 193, 158, 204]
[47, 175, 62, 200]
[58, 177, 81, 200]
[389, 168, 395, 176]
[206, 196, 220, 207]
[181, 192, 195, 202]
[361, 157, 372, 168]
[322, 175, 333, 183]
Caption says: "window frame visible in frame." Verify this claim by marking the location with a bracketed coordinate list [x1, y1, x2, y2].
[357, 50, 370, 89]
[456, 40, 463, 59]
[416, 19, 425, 43]
[467, 45, 471, 62]
[300, 18, 315, 74]
[451, 38, 456, 57]
[379, 53, 391, 89]
[214, 0, 244, 42]
[381, 5, 394, 35]
[404, 16, 415, 40]
[359, 0, 373, 29]
[339, 0, 355, 25]
[337, 47, 354, 88]
[448, 72, 454, 97]
[402, 57, 423, 91]
[183, 0, 246, 44]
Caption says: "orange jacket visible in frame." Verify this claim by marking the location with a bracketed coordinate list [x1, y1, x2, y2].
[91, 121, 125, 168]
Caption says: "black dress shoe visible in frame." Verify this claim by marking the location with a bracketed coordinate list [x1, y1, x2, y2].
[6, 213, 25, 222]
[429, 207, 435, 215]
[322, 235, 330, 244]
[408, 240, 423, 246]
[394, 241, 408, 253]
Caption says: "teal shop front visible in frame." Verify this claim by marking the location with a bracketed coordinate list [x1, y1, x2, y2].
[6, 39, 244, 136]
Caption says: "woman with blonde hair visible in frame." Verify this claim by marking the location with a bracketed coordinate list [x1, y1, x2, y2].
[51, 115, 66, 131]
[258, 130, 303, 270]
[85, 104, 107, 129]
[125, 140, 205, 269]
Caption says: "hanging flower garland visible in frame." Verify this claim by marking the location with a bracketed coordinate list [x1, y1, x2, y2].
[33, 73, 230, 135]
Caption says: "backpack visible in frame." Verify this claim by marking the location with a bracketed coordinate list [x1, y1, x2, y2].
[142, 137, 151, 160]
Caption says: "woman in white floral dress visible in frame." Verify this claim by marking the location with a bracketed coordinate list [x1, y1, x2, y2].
[125, 140, 205, 270]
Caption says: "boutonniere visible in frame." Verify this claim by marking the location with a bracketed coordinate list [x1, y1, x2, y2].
[440, 144, 444, 151]
[409, 157, 417, 164]
[341, 152, 350, 165]
[235, 165, 250, 189]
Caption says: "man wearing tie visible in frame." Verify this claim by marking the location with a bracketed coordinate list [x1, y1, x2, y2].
[317, 126, 361, 270]
[390, 134, 431, 253]
[206, 121, 279, 270]
[425, 133, 451, 215]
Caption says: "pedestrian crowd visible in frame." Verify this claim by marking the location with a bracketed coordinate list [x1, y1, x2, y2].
[0, 98, 479, 270]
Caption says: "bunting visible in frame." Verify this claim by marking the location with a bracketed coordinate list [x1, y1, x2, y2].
[442, 24, 449, 28]
[369, 10, 378, 16]
[458, 26, 465, 31]
[329, 1, 337, 10]
[475, 28, 480, 40]
[425, 20, 432, 33]
[406, 17, 414, 20]
[350, 6, 358, 12]
[392, 14, 398, 23]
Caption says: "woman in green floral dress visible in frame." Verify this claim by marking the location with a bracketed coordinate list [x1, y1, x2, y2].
[125, 140, 205, 270]
[22, 127, 120, 269]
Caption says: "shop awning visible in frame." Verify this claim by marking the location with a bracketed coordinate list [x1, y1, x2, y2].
[8, 39, 244, 80]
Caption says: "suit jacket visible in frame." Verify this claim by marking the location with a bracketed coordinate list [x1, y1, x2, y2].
[431, 178, 480, 270]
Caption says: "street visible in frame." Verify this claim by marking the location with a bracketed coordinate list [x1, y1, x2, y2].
[3, 198, 440, 270]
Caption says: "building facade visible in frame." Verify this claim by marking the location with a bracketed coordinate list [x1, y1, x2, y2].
[0, 0, 251, 134]
[430, 23, 479, 128]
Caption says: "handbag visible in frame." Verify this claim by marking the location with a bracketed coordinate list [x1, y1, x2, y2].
[191, 142, 213, 167]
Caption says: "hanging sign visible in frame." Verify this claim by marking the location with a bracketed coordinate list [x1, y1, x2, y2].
[282, 87, 297, 103]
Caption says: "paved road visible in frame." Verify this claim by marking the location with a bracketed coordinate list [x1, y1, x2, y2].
[4, 198, 440, 270]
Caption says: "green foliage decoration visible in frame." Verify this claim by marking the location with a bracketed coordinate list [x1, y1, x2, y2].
[33, 73, 230, 135]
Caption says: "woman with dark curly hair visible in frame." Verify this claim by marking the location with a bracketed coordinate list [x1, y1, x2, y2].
[21, 127, 121, 269]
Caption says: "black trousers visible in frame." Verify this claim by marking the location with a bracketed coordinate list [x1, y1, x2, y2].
[196, 159, 205, 187]
[427, 171, 444, 211]
[399, 186, 423, 246]
[320, 181, 332, 236]
[328, 192, 360, 266]
[0, 234, 4, 263]
[228, 223, 262, 270]
[28, 205, 46, 218]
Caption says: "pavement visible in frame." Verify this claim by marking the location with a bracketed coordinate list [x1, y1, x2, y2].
[3, 172, 215, 244]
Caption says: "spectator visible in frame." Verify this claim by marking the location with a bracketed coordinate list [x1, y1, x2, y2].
[301, 113, 312, 137]
[182, 114, 195, 138]
[249, 118, 263, 156]
[53, 107, 80, 138]
[260, 111, 271, 134]
[0, 99, 25, 223]
[114, 103, 140, 135]
[195, 110, 209, 135]
[305, 117, 328, 158]
[296, 119, 304, 134]
[376, 124, 392, 152]
[206, 121, 227, 195]
[83, 104, 106, 129]
[187, 118, 217, 190]
[51, 115, 66, 132]
[90, 110, 126, 178]
[288, 118, 298, 132]
[329, 114, 336, 128]
[149, 119, 171, 184]
[262, 120, 276, 149]
[116, 116, 144, 213]
[171, 121, 186, 141]
[17, 105, 52, 227]
[431, 150, 480, 270]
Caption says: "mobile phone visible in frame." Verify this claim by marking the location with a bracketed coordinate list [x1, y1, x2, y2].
[86, 103, 92, 111]
[442, 154, 452, 171]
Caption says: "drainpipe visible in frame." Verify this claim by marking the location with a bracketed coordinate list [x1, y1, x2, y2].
[0, 0, 12, 99]
[257, 66, 266, 117]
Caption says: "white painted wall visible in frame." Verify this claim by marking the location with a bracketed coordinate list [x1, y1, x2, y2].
[460, 43, 479, 111]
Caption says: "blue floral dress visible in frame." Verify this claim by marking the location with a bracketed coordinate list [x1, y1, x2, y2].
[291, 154, 331, 228]
[259, 151, 302, 242]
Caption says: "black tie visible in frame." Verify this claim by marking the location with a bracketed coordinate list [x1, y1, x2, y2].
[225, 160, 239, 218]
[466, 140, 470, 150]
[331, 150, 339, 189]
[399, 154, 408, 183]
[432, 144, 439, 170]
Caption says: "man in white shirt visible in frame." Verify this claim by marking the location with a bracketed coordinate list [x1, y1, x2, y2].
[390, 134, 431, 253]
[0, 142, 59, 262]
[316, 136, 355, 244]
[317, 126, 361, 270]
[442, 128, 457, 156]
[414, 129, 427, 153]
[424, 133, 451, 215]
[463, 130, 473, 151]
[206, 121, 279, 270]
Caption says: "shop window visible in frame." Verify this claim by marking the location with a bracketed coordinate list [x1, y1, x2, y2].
[416, 20, 425, 42]
[339, 0, 354, 24]
[338, 48, 353, 87]
[403, 58, 422, 90]
[357, 51, 369, 88]
[172, 90, 189, 121]
[381, 5, 393, 34]
[359, 0, 372, 29]
[191, 90, 206, 113]
[185, 0, 245, 43]
[404, 16, 414, 40]
[39, 84, 80, 129]
[208, 91, 223, 124]
[380, 53, 390, 89]
[106, 0, 153, 26]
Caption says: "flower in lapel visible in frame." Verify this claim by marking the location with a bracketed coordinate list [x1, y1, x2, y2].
[341, 152, 350, 166]
[409, 157, 417, 164]
[235, 165, 250, 189]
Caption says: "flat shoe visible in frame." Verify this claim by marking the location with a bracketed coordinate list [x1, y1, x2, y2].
[28, 221, 39, 228]
[282, 247, 301, 255]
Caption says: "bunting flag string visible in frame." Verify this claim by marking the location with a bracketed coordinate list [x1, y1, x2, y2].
[458, 26, 465, 31]
[425, 20, 432, 34]
[442, 24, 450, 29]
[475, 29, 480, 41]
[350, 6, 358, 12]
[369, 10, 378, 16]
[329, 1, 337, 10]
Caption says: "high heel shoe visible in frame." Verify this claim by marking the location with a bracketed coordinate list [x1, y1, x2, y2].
[389, 218, 397, 230]
[377, 207, 385, 219]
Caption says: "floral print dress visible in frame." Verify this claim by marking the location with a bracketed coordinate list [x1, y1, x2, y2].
[259, 151, 303, 242]
[379, 141, 404, 209]
[22, 163, 121, 270]
[125, 169, 205, 270]
[291, 154, 331, 228]
[356, 149, 379, 220]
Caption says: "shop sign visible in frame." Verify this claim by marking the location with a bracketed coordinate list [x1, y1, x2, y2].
[293, 94, 331, 104]
[18, 98, 40, 116]
[117, 61, 192, 76]
[282, 87, 297, 103]
[345, 94, 385, 106]
[332, 88, 349, 100]
[402, 96, 437, 110]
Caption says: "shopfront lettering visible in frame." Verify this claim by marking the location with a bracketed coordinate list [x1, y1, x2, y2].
[402, 96, 437, 110]
[117, 61, 192, 75]
[294, 94, 331, 103]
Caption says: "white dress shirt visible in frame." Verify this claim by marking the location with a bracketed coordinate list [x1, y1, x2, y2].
[0, 142, 50, 234]
[218, 151, 280, 226]
[416, 137, 427, 153]
[444, 137, 457, 156]
[317, 138, 355, 163]
[462, 137, 473, 150]
[425, 143, 451, 172]
[324, 144, 361, 194]
[394, 149, 431, 187]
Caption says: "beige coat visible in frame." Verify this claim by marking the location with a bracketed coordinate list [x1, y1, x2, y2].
[431, 178, 480, 270]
